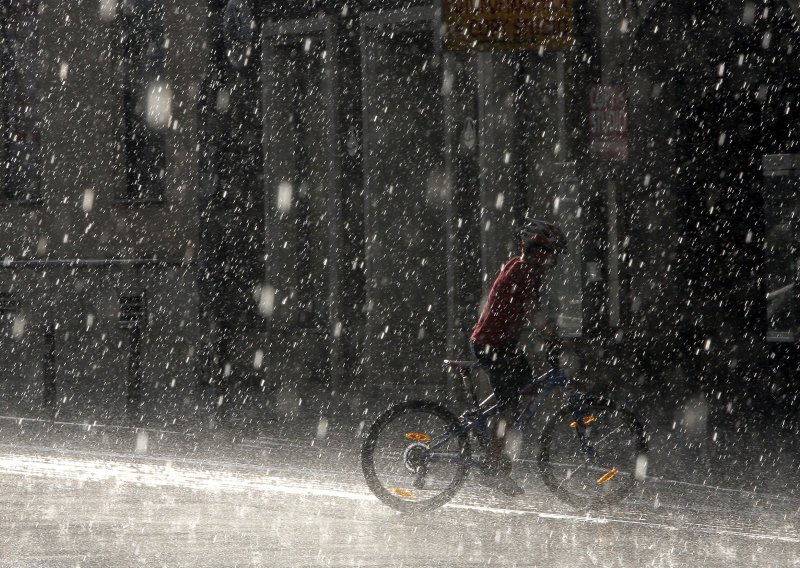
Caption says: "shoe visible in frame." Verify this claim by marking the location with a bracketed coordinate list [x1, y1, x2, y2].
[476, 470, 525, 497]
[493, 474, 524, 497]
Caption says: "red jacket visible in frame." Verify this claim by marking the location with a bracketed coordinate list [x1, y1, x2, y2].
[471, 256, 542, 347]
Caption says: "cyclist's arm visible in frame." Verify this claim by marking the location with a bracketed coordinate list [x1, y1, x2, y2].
[527, 305, 561, 345]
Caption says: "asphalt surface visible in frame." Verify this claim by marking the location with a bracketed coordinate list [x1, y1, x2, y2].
[0, 401, 798, 568]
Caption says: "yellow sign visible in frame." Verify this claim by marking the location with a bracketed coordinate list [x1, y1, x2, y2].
[443, 0, 575, 51]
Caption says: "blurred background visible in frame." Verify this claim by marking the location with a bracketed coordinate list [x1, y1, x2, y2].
[0, 0, 798, 430]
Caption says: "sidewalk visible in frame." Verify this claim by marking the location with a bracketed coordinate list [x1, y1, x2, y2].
[0, 381, 798, 503]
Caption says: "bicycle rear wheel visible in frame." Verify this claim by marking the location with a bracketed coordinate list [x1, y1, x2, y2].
[361, 400, 471, 513]
[538, 398, 647, 509]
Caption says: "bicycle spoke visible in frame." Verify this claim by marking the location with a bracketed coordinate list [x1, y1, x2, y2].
[361, 401, 471, 513]
[539, 400, 646, 508]
[552, 420, 627, 487]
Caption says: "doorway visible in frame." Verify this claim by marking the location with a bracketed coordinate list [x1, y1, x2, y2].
[262, 22, 339, 394]
[361, 16, 447, 388]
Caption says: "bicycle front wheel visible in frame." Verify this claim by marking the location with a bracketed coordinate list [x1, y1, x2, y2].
[361, 400, 471, 513]
[538, 398, 647, 509]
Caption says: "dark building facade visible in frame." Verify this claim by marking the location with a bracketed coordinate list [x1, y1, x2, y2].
[207, 0, 800, 417]
[0, 0, 798, 426]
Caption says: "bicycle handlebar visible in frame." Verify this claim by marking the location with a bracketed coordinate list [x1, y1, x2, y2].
[546, 344, 561, 369]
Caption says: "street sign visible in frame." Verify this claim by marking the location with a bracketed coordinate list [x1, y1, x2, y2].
[589, 86, 628, 161]
[461, 117, 477, 151]
[443, 0, 574, 51]
[762, 154, 800, 342]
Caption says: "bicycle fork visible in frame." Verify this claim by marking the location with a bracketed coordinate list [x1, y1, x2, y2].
[568, 392, 601, 459]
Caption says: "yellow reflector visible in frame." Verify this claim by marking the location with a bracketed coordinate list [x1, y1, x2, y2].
[390, 487, 416, 499]
[569, 415, 596, 428]
[405, 432, 431, 442]
[597, 468, 619, 485]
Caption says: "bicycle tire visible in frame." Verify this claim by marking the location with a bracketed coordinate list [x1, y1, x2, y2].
[361, 400, 471, 513]
[538, 397, 647, 509]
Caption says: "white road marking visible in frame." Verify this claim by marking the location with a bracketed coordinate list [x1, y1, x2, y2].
[445, 502, 800, 543]
[0, 450, 797, 545]
[0, 414, 185, 435]
[0, 452, 371, 502]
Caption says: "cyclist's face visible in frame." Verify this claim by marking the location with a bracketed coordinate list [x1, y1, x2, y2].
[542, 250, 558, 269]
[523, 247, 558, 269]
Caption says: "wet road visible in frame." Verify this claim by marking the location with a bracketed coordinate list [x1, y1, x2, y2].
[0, 419, 798, 567]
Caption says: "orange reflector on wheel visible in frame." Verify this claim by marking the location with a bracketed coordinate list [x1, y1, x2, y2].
[390, 487, 416, 499]
[405, 432, 431, 442]
[569, 415, 596, 428]
[597, 468, 618, 485]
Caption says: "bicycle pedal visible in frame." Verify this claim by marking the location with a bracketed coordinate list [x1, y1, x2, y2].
[570, 415, 596, 428]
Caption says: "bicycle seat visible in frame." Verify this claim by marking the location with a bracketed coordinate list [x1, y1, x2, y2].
[443, 360, 481, 371]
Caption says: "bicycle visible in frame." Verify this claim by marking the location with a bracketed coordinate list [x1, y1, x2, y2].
[361, 347, 648, 513]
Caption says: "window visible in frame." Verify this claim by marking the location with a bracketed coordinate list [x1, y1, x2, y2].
[762, 154, 800, 342]
[120, 0, 167, 202]
[0, 291, 18, 316]
[0, 0, 41, 202]
[544, 179, 583, 338]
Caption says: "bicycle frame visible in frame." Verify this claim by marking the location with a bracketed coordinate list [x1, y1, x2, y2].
[363, 349, 646, 512]
[423, 363, 579, 469]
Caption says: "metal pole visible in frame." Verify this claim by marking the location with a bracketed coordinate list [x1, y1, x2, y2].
[323, 19, 343, 396]
[443, 52, 456, 363]
[477, 51, 492, 293]
[215, 319, 229, 422]
[607, 180, 621, 328]
[359, 19, 376, 393]
[42, 322, 57, 416]
[599, 0, 622, 335]
[556, 51, 567, 161]
[127, 319, 142, 413]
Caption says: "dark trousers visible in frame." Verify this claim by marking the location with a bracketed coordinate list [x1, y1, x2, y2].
[470, 341, 533, 414]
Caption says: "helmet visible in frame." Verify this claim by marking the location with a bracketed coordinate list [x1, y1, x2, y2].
[517, 219, 567, 253]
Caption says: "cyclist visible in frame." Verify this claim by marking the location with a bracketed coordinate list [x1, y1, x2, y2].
[470, 218, 567, 496]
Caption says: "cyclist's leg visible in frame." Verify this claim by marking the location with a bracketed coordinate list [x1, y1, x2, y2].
[471, 343, 532, 471]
